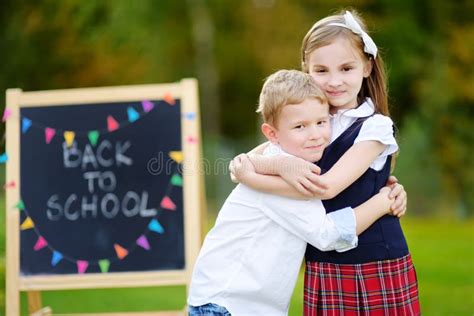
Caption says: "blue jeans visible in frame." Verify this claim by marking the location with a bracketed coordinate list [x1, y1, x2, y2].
[188, 303, 231, 316]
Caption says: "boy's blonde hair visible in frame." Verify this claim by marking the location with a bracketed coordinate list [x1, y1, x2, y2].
[257, 69, 327, 127]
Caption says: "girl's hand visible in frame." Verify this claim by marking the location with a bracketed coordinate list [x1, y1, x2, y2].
[278, 156, 328, 197]
[386, 176, 407, 218]
[229, 154, 255, 184]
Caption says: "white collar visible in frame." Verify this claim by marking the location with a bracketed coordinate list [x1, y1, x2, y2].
[331, 98, 375, 118]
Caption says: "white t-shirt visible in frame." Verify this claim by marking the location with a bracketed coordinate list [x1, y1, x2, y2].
[188, 144, 358, 316]
[330, 98, 398, 171]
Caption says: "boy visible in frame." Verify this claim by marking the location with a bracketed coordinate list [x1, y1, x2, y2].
[188, 70, 395, 316]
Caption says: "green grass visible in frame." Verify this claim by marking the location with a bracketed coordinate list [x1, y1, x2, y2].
[2, 192, 473, 315]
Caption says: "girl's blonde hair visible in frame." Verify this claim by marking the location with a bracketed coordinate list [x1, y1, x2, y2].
[257, 69, 327, 127]
[300, 10, 389, 116]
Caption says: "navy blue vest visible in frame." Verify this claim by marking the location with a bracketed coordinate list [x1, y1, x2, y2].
[305, 117, 409, 264]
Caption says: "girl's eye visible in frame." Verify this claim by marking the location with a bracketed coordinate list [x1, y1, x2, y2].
[294, 125, 305, 129]
[342, 67, 353, 72]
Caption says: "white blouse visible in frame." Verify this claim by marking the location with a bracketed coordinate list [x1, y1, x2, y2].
[330, 98, 398, 171]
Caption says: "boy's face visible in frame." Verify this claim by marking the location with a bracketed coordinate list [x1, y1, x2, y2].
[262, 98, 331, 162]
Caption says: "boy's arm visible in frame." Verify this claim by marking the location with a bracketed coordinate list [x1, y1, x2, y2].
[259, 186, 393, 252]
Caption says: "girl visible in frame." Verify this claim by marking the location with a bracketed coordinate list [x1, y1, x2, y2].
[231, 10, 420, 315]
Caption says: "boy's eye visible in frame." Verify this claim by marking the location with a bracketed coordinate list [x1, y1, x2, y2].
[317, 120, 328, 126]
[294, 124, 305, 129]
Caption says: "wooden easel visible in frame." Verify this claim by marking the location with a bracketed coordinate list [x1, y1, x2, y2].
[5, 80, 206, 315]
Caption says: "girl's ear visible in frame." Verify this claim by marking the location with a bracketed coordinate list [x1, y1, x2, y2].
[363, 58, 373, 78]
[261, 123, 279, 143]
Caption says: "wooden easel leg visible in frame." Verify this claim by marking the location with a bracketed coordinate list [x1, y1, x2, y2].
[27, 291, 43, 314]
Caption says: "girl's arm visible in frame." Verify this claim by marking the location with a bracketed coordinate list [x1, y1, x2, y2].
[316, 140, 385, 199]
[231, 154, 314, 199]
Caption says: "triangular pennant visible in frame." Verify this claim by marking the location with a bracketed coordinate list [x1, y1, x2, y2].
[45, 127, 56, 144]
[160, 196, 176, 211]
[127, 107, 140, 123]
[148, 219, 164, 234]
[33, 236, 48, 251]
[0, 153, 8, 164]
[99, 259, 110, 273]
[142, 100, 154, 112]
[171, 174, 183, 187]
[22, 118, 32, 133]
[136, 235, 150, 250]
[163, 92, 176, 105]
[187, 136, 199, 144]
[15, 200, 25, 211]
[4, 180, 16, 189]
[63, 131, 75, 148]
[77, 260, 89, 274]
[88, 131, 99, 146]
[20, 217, 34, 230]
[107, 115, 119, 132]
[51, 251, 63, 266]
[169, 151, 183, 164]
[2, 108, 12, 122]
[182, 112, 196, 120]
[114, 243, 128, 259]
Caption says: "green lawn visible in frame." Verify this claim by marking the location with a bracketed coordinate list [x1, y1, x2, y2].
[1, 195, 473, 315]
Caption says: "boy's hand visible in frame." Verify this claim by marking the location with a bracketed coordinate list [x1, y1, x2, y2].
[229, 154, 255, 183]
[278, 156, 328, 197]
[386, 176, 407, 218]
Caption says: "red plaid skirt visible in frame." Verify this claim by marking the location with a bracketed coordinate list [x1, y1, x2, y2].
[304, 254, 420, 316]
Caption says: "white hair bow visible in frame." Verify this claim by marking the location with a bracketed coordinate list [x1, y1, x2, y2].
[328, 11, 378, 58]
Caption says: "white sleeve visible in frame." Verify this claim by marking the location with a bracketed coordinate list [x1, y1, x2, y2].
[258, 193, 358, 252]
[354, 114, 399, 171]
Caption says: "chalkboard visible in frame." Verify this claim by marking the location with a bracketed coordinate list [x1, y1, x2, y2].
[5, 81, 203, 314]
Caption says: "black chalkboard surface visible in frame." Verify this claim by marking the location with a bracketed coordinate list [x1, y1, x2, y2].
[6, 81, 203, 314]
[20, 99, 184, 275]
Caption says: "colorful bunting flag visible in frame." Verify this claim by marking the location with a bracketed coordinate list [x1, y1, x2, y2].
[3, 180, 16, 189]
[77, 260, 89, 274]
[99, 259, 110, 273]
[127, 107, 140, 122]
[51, 251, 63, 266]
[20, 217, 34, 230]
[34, 236, 48, 251]
[107, 115, 119, 132]
[0, 153, 8, 164]
[63, 131, 75, 147]
[169, 151, 183, 164]
[163, 92, 176, 105]
[114, 243, 128, 259]
[2, 108, 12, 122]
[15, 200, 25, 211]
[171, 174, 183, 186]
[45, 127, 56, 144]
[160, 196, 176, 211]
[88, 130, 99, 146]
[148, 219, 164, 234]
[187, 136, 199, 144]
[136, 235, 150, 250]
[142, 100, 154, 112]
[182, 112, 196, 120]
[22, 118, 32, 133]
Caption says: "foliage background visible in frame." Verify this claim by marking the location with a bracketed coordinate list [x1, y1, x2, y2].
[0, 0, 473, 314]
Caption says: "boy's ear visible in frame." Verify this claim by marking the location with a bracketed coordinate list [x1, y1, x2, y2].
[261, 123, 279, 143]
[363, 58, 373, 78]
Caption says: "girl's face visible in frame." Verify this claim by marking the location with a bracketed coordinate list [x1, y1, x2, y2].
[307, 36, 372, 112]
